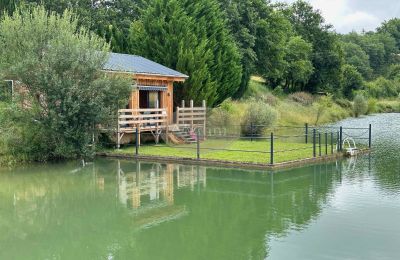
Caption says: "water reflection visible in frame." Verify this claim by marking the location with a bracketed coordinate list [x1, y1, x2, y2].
[1, 147, 399, 260]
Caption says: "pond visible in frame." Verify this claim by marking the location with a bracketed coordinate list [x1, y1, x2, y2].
[0, 113, 399, 259]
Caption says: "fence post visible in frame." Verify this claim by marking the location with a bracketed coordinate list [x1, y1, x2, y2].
[319, 132, 321, 156]
[339, 126, 343, 152]
[368, 124, 372, 149]
[331, 132, 334, 154]
[313, 129, 316, 158]
[270, 132, 274, 165]
[196, 129, 200, 160]
[250, 122, 254, 142]
[305, 123, 309, 144]
[325, 132, 328, 155]
[135, 129, 139, 156]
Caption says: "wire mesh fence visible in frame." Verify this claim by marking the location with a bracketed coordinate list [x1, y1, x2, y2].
[100, 122, 372, 165]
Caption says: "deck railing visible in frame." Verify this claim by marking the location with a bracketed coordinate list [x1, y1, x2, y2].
[117, 108, 168, 147]
[176, 100, 206, 133]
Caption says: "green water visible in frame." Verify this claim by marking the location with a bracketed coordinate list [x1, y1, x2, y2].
[1, 114, 399, 259]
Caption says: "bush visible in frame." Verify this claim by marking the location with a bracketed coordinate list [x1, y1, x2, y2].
[335, 98, 352, 109]
[272, 86, 285, 97]
[260, 93, 279, 106]
[365, 77, 399, 98]
[288, 92, 314, 106]
[353, 95, 368, 117]
[367, 98, 377, 114]
[0, 7, 131, 162]
[241, 99, 278, 135]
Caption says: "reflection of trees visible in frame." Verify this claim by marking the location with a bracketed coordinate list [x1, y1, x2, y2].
[0, 159, 340, 259]
[132, 163, 340, 260]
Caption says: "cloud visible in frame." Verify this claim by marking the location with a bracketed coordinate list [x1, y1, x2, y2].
[273, 0, 400, 33]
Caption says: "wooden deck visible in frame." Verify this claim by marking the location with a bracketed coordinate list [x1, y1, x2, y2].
[116, 100, 207, 147]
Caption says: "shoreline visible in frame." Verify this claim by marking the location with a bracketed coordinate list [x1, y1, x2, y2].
[97, 148, 370, 171]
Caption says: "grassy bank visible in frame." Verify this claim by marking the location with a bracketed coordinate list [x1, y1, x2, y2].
[237, 77, 400, 127]
[107, 139, 324, 164]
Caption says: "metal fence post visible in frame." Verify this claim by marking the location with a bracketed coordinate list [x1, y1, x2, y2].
[135, 129, 139, 156]
[369, 124, 372, 148]
[313, 129, 316, 158]
[319, 132, 321, 156]
[325, 132, 328, 155]
[196, 129, 200, 160]
[270, 132, 274, 165]
[250, 122, 254, 142]
[339, 126, 343, 152]
[305, 123, 308, 144]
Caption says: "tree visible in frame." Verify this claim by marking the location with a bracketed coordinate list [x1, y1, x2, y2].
[341, 41, 373, 79]
[0, 0, 141, 52]
[220, 0, 294, 95]
[378, 18, 400, 50]
[284, 36, 314, 91]
[130, 0, 242, 106]
[284, 0, 343, 93]
[341, 65, 364, 98]
[0, 6, 131, 161]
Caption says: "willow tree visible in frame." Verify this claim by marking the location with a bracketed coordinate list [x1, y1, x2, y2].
[0, 6, 130, 162]
[129, 0, 242, 106]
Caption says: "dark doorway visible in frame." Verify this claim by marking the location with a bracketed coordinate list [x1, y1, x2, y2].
[139, 91, 162, 109]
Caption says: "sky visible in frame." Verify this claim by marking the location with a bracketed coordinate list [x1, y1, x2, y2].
[273, 0, 400, 33]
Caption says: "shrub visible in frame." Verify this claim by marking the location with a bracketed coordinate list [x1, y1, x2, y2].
[365, 77, 399, 98]
[313, 94, 333, 125]
[241, 99, 277, 135]
[0, 7, 131, 162]
[288, 92, 314, 106]
[260, 93, 279, 106]
[335, 98, 352, 109]
[353, 95, 368, 117]
[367, 98, 377, 114]
[272, 86, 285, 97]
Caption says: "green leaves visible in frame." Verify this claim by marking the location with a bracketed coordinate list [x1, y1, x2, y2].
[0, 6, 131, 161]
[129, 0, 242, 106]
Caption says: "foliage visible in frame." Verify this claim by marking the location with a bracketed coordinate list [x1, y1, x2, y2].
[367, 98, 378, 114]
[365, 77, 400, 98]
[313, 94, 333, 125]
[241, 99, 277, 135]
[341, 41, 373, 79]
[288, 92, 314, 106]
[341, 64, 364, 98]
[353, 95, 368, 117]
[0, 6, 131, 162]
[284, 0, 343, 93]
[129, 0, 242, 106]
[283, 36, 314, 91]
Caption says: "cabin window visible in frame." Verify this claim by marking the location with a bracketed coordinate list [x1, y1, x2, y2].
[0, 80, 13, 102]
[139, 91, 162, 109]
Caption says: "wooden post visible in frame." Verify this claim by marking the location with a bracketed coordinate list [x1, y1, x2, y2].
[202, 100, 206, 141]
[117, 110, 120, 149]
[190, 100, 194, 130]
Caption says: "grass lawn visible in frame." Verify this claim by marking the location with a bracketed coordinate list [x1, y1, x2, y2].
[106, 138, 336, 164]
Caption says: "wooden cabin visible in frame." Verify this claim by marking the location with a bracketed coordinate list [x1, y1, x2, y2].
[103, 53, 206, 146]
[103, 53, 189, 123]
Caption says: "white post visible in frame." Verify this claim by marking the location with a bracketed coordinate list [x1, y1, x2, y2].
[190, 100, 194, 130]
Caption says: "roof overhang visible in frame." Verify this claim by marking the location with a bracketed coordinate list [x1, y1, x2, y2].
[102, 70, 188, 82]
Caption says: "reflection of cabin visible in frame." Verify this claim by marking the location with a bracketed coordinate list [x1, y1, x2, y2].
[103, 53, 207, 146]
[116, 161, 206, 229]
